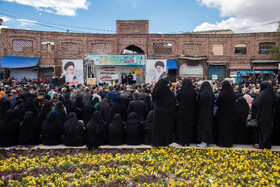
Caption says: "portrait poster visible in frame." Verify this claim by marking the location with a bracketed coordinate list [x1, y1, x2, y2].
[61, 59, 84, 84]
[145, 59, 167, 84]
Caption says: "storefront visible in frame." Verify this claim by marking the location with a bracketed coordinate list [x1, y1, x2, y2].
[0, 56, 39, 79]
[39, 65, 55, 81]
[208, 62, 227, 80]
[178, 56, 207, 79]
[179, 63, 203, 78]
[228, 65, 251, 82]
[167, 59, 177, 81]
[251, 59, 280, 73]
[237, 70, 275, 84]
[84, 55, 145, 84]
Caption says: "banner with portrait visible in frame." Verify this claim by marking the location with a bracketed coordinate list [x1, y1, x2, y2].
[145, 59, 167, 84]
[61, 59, 84, 84]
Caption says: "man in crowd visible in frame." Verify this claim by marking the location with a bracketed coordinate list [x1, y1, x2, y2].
[33, 92, 45, 110]
[127, 92, 147, 121]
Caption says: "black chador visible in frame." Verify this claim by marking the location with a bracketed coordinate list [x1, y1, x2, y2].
[174, 79, 196, 146]
[273, 92, 280, 145]
[252, 82, 275, 149]
[151, 78, 176, 146]
[81, 96, 98, 125]
[86, 111, 108, 149]
[36, 101, 52, 135]
[234, 97, 251, 144]
[63, 112, 85, 146]
[19, 97, 39, 120]
[215, 81, 236, 147]
[42, 111, 63, 145]
[0, 110, 20, 147]
[54, 101, 67, 126]
[18, 111, 41, 145]
[196, 81, 214, 144]
[108, 113, 125, 145]
[97, 97, 112, 123]
[111, 96, 127, 122]
[143, 110, 153, 145]
[125, 112, 143, 145]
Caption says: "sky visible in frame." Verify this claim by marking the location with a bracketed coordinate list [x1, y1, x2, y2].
[0, 0, 279, 34]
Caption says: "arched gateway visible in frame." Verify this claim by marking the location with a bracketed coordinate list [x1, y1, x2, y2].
[121, 45, 145, 55]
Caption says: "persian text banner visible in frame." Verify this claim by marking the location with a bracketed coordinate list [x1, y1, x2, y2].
[85, 55, 145, 66]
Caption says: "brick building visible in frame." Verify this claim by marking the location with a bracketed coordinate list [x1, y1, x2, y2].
[0, 20, 279, 81]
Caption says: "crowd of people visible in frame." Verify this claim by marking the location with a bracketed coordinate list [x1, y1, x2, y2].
[0, 75, 279, 150]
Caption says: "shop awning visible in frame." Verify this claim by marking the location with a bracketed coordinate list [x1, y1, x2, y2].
[0, 56, 39, 68]
[228, 65, 251, 70]
[178, 56, 208, 61]
[253, 66, 278, 70]
[167, 59, 177, 70]
[207, 61, 227, 65]
[251, 59, 280, 64]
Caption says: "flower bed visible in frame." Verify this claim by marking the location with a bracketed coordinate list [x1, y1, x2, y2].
[0, 148, 280, 186]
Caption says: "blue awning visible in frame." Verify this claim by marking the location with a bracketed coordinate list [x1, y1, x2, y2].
[0, 56, 39, 68]
[167, 59, 177, 70]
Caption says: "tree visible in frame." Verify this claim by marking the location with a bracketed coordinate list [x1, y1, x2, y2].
[271, 21, 280, 59]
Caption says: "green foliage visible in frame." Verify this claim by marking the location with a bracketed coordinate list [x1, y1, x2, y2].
[271, 30, 280, 59]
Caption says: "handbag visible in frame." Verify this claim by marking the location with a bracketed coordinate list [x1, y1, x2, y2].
[245, 118, 258, 128]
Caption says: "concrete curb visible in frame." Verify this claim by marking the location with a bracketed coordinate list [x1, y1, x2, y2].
[2, 143, 280, 151]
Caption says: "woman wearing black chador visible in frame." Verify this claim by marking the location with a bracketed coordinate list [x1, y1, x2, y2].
[174, 79, 196, 146]
[151, 78, 176, 147]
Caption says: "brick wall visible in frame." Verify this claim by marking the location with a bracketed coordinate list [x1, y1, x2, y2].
[116, 20, 149, 34]
[0, 20, 279, 78]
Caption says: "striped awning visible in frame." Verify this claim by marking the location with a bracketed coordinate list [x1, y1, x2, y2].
[228, 65, 251, 70]
[253, 66, 278, 70]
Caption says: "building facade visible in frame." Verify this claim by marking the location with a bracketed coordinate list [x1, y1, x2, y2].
[0, 20, 279, 80]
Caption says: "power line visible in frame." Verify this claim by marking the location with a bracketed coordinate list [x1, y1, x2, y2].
[0, 12, 78, 32]
[0, 9, 115, 32]
[233, 20, 279, 31]
[193, 20, 279, 33]
[0, 8, 278, 34]
[0, 9, 115, 33]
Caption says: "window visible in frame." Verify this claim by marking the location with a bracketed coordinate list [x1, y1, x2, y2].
[153, 43, 172, 55]
[259, 42, 275, 54]
[13, 39, 33, 52]
[212, 45, 223, 55]
[42, 42, 54, 54]
[235, 44, 246, 55]
[91, 43, 112, 54]
[183, 43, 202, 56]
[62, 42, 80, 55]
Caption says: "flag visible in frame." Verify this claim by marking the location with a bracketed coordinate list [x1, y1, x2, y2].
[249, 89, 254, 94]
